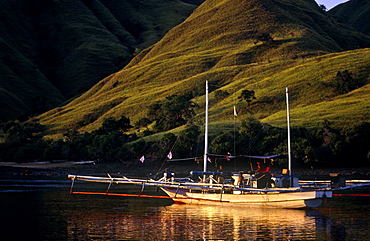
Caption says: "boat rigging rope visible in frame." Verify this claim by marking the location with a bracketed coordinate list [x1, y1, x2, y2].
[155, 135, 180, 176]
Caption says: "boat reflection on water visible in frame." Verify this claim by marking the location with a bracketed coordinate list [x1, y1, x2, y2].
[68, 204, 328, 240]
[161, 205, 318, 240]
[2, 178, 368, 240]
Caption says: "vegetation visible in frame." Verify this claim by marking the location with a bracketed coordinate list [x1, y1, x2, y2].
[0, 116, 137, 162]
[333, 70, 366, 94]
[147, 92, 198, 132]
[0, 0, 203, 120]
[1, 0, 370, 169]
[1, 116, 369, 168]
[238, 90, 256, 105]
[34, 0, 370, 139]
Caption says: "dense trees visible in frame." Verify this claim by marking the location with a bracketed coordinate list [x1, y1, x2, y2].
[1, 121, 47, 162]
[208, 119, 370, 168]
[0, 116, 136, 162]
[147, 92, 198, 132]
[0, 102, 369, 168]
[173, 125, 201, 158]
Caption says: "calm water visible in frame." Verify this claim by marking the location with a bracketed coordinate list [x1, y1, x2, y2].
[1, 177, 370, 240]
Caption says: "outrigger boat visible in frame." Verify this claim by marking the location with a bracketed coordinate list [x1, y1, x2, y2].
[68, 82, 368, 208]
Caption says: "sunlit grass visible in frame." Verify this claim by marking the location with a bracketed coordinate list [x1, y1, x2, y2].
[38, 0, 370, 140]
[39, 47, 370, 139]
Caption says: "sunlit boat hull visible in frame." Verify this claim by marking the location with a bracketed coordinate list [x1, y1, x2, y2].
[161, 187, 331, 208]
[68, 174, 332, 208]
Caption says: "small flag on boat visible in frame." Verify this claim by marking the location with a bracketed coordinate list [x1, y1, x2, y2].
[167, 151, 173, 160]
[233, 105, 238, 117]
[140, 155, 145, 163]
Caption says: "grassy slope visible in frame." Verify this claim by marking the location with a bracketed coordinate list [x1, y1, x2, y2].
[0, 0, 201, 120]
[0, 1, 66, 119]
[38, 0, 370, 138]
[261, 49, 370, 127]
[329, 0, 370, 36]
[33, 0, 133, 97]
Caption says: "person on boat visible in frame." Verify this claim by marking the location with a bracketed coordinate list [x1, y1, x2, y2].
[216, 165, 225, 184]
[255, 162, 273, 188]
[256, 162, 262, 173]
[256, 162, 270, 173]
[237, 171, 244, 187]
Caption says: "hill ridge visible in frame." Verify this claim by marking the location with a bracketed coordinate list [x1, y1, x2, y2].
[0, 0, 203, 120]
[37, 0, 370, 138]
[330, 0, 370, 36]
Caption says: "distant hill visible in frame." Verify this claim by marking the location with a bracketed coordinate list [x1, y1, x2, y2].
[37, 0, 370, 138]
[0, 0, 203, 120]
[329, 0, 370, 36]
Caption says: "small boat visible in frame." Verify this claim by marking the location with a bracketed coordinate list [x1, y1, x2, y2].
[69, 82, 353, 208]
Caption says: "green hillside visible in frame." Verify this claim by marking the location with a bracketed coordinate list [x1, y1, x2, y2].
[38, 0, 370, 139]
[329, 0, 370, 36]
[0, 0, 202, 120]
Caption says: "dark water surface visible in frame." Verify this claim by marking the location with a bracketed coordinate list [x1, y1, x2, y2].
[1, 177, 370, 240]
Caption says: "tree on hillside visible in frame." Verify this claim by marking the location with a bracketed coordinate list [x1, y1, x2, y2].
[0, 120, 47, 162]
[3, 121, 45, 143]
[56, 116, 136, 162]
[254, 32, 274, 45]
[209, 131, 239, 155]
[238, 117, 266, 154]
[135, 117, 153, 136]
[135, 117, 151, 130]
[160, 133, 177, 151]
[173, 125, 200, 157]
[333, 70, 368, 95]
[63, 129, 80, 142]
[334, 70, 355, 94]
[99, 116, 133, 134]
[148, 92, 198, 132]
[238, 89, 256, 105]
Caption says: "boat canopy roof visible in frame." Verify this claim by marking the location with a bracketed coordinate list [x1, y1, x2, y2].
[241, 154, 283, 159]
[167, 154, 283, 162]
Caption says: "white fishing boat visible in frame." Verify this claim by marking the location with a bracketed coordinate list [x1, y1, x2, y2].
[69, 82, 335, 208]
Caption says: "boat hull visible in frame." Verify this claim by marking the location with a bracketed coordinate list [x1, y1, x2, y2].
[160, 187, 331, 208]
[68, 174, 332, 209]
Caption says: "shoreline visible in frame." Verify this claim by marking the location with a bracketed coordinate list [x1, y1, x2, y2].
[0, 161, 172, 178]
[1, 161, 369, 179]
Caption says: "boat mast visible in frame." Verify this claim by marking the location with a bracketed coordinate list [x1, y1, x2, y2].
[203, 81, 209, 181]
[286, 87, 292, 178]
